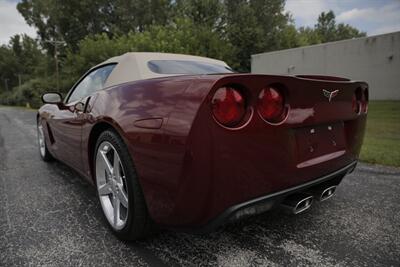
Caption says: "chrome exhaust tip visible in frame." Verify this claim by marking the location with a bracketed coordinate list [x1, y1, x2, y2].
[319, 186, 337, 202]
[281, 194, 314, 214]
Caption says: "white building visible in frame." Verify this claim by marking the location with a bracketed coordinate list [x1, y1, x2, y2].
[251, 31, 400, 100]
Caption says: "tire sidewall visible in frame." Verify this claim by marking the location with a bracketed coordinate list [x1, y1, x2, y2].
[37, 120, 52, 161]
[94, 130, 138, 238]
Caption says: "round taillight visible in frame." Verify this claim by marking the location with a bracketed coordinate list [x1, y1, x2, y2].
[211, 87, 246, 127]
[257, 87, 286, 123]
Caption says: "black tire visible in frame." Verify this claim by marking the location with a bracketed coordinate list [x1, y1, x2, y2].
[94, 129, 153, 240]
[37, 121, 54, 162]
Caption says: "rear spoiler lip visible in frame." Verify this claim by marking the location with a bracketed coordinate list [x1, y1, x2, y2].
[205, 73, 368, 86]
[294, 74, 350, 82]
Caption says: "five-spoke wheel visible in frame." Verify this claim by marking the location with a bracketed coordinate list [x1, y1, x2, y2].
[96, 141, 129, 230]
[94, 130, 152, 239]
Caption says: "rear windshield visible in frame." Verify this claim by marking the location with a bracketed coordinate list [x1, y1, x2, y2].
[147, 60, 233, 75]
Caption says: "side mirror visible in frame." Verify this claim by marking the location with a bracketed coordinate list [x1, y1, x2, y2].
[42, 92, 62, 104]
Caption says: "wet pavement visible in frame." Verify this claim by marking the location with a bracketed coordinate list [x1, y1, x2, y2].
[1, 106, 399, 266]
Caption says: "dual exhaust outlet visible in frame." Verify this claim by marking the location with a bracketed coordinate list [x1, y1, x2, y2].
[281, 185, 337, 214]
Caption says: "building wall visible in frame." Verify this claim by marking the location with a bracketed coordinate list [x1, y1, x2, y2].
[251, 31, 400, 100]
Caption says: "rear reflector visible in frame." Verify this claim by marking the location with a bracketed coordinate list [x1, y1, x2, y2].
[361, 88, 368, 113]
[352, 94, 360, 114]
[353, 88, 363, 114]
[211, 87, 246, 127]
[257, 87, 286, 123]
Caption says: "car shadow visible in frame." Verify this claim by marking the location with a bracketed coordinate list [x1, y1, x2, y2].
[46, 158, 343, 266]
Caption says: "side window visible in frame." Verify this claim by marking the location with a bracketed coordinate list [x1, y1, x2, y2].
[67, 64, 116, 103]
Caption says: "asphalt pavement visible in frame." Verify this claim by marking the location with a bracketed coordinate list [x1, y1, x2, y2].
[0, 106, 399, 266]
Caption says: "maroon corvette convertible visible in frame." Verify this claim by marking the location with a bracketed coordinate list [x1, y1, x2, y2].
[37, 52, 368, 239]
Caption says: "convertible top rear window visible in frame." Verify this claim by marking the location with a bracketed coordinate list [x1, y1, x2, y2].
[148, 60, 233, 75]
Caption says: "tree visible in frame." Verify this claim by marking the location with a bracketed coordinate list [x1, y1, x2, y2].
[336, 23, 366, 40]
[304, 11, 366, 44]
[112, 0, 173, 33]
[17, 0, 174, 52]
[64, 18, 234, 81]
[297, 27, 321, 45]
[174, 0, 224, 29]
[315, 11, 337, 42]
[0, 34, 44, 92]
[2, 1, 369, 107]
[17, 0, 116, 52]
[296, 11, 366, 45]
[225, 0, 290, 71]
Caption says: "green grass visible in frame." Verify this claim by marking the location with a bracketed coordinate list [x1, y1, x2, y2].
[360, 101, 400, 167]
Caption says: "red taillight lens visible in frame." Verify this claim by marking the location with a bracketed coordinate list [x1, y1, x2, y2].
[257, 87, 286, 123]
[211, 87, 245, 127]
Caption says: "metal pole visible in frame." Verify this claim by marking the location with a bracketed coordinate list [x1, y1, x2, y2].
[54, 45, 59, 91]
[44, 40, 65, 92]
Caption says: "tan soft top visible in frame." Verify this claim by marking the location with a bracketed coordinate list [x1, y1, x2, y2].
[95, 52, 229, 87]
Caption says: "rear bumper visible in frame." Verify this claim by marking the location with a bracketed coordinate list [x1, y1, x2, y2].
[186, 160, 357, 233]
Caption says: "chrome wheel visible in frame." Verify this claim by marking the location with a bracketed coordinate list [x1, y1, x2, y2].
[37, 124, 46, 157]
[96, 141, 129, 230]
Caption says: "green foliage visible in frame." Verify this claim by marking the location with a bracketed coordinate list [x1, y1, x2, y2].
[225, 0, 291, 71]
[298, 11, 366, 45]
[0, 77, 56, 108]
[63, 18, 235, 85]
[2, 1, 367, 108]
[17, 0, 174, 53]
[175, 0, 225, 29]
[0, 34, 45, 92]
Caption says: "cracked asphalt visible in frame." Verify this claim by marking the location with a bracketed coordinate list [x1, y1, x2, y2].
[0, 106, 399, 266]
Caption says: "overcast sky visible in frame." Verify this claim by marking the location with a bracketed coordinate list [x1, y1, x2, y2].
[285, 0, 400, 35]
[0, 0, 400, 45]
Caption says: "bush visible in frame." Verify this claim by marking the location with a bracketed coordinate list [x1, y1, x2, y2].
[0, 78, 57, 108]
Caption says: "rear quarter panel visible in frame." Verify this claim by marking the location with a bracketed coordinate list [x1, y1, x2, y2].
[82, 76, 214, 220]
[156, 74, 367, 226]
